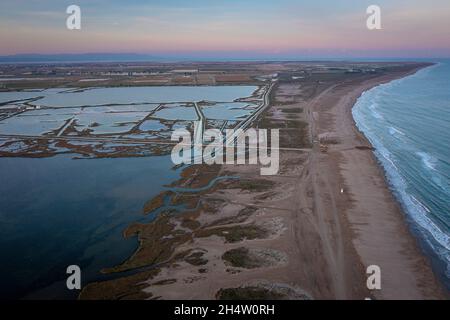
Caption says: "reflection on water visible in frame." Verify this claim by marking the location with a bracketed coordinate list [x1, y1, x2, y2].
[0, 86, 258, 107]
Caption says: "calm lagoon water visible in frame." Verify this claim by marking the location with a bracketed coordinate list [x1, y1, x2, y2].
[0, 155, 180, 299]
[0, 86, 258, 107]
[0, 88, 68, 104]
[353, 61, 450, 290]
[139, 120, 168, 132]
[152, 105, 198, 121]
[203, 102, 254, 120]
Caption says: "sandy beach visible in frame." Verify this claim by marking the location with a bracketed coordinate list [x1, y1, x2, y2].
[80, 63, 446, 300]
[309, 65, 445, 299]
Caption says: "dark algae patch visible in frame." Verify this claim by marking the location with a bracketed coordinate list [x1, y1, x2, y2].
[216, 283, 311, 300]
[195, 224, 268, 243]
[222, 247, 260, 269]
[224, 179, 275, 192]
[216, 286, 286, 300]
[79, 269, 159, 300]
[222, 247, 287, 269]
[185, 251, 208, 266]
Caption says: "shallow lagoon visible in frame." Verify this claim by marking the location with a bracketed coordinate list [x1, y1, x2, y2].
[202, 102, 255, 120]
[0, 155, 180, 299]
[12, 85, 259, 107]
[74, 111, 149, 135]
[139, 119, 168, 132]
[0, 86, 259, 139]
[0, 114, 71, 135]
[152, 104, 198, 121]
[0, 88, 70, 104]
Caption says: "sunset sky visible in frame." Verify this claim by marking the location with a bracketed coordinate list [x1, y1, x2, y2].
[1, 0, 450, 58]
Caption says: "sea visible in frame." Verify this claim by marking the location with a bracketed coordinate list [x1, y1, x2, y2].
[353, 60, 450, 291]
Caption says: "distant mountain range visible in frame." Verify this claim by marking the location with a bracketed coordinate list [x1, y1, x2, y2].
[0, 53, 170, 63]
[0, 53, 442, 64]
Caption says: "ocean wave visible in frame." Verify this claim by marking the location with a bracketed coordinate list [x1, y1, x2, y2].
[368, 103, 384, 120]
[389, 126, 406, 137]
[353, 89, 450, 274]
[375, 135, 450, 260]
[415, 152, 449, 192]
[416, 151, 437, 171]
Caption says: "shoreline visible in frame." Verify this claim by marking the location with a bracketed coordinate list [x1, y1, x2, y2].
[330, 64, 447, 299]
[351, 64, 450, 294]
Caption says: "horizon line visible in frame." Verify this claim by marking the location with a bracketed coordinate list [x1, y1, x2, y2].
[1, 52, 449, 64]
